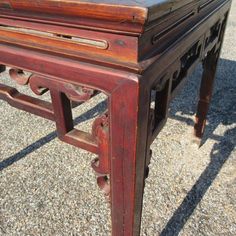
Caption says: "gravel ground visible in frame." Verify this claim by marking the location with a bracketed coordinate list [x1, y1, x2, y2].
[0, 2, 236, 236]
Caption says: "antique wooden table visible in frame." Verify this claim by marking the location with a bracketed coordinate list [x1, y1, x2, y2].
[0, 0, 232, 235]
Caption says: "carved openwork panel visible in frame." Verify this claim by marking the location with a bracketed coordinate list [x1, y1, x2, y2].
[0, 67, 110, 198]
[147, 10, 229, 176]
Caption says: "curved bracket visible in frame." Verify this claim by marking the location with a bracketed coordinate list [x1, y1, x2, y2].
[28, 74, 96, 102]
[91, 112, 110, 199]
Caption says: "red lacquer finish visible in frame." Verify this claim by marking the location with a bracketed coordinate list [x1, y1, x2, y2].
[0, 0, 232, 235]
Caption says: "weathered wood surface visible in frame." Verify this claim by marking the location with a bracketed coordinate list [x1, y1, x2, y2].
[0, 0, 195, 24]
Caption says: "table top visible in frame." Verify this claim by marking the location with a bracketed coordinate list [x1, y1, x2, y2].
[0, 0, 230, 71]
[0, 0, 194, 25]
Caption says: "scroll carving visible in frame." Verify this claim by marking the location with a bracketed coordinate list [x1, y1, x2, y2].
[9, 68, 31, 85]
[8, 69, 97, 102]
[91, 112, 110, 199]
[29, 74, 96, 102]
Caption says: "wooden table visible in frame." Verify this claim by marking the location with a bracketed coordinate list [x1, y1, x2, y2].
[0, 0, 232, 235]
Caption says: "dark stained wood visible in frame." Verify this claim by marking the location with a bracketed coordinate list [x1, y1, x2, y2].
[0, 0, 232, 235]
[194, 48, 222, 139]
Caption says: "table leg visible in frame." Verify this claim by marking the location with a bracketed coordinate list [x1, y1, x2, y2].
[194, 11, 229, 140]
[194, 48, 220, 139]
[109, 80, 150, 236]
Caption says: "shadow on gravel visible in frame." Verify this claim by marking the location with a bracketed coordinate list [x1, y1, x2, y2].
[160, 126, 236, 236]
[160, 58, 236, 235]
[0, 100, 106, 171]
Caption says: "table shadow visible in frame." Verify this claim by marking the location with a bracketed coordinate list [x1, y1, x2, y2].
[160, 125, 235, 236]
